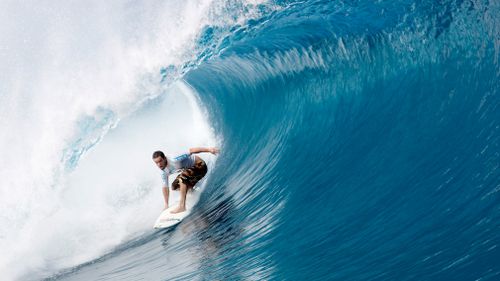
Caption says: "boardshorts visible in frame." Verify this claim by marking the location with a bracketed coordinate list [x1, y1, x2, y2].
[172, 157, 208, 190]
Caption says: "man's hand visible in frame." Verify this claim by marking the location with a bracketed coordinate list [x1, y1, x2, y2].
[209, 147, 220, 155]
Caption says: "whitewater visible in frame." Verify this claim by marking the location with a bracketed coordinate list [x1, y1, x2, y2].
[1, 0, 499, 280]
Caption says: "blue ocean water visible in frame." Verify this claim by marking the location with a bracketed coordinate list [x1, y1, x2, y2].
[2, 0, 498, 280]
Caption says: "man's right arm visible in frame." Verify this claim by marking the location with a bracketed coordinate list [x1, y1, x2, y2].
[161, 172, 169, 210]
[162, 186, 169, 210]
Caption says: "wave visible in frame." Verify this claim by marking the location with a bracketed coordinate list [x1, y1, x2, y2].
[185, 1, 500, 280]
[1, 0, 499, 280]
[0, 0, 271, 280]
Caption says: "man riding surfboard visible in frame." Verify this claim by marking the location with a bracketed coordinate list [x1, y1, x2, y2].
[152, 147, 219, 213]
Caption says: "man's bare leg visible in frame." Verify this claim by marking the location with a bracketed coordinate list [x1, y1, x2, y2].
[170, 181, 188, 214]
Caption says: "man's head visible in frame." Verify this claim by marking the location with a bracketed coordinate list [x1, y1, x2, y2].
[152, 150, 167, 170]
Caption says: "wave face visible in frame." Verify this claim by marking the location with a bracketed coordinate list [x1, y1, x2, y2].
[185, 1, 500, 279]
[2, 0, 500, 280]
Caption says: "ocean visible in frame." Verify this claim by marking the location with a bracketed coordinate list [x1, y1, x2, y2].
[0, 0, 499, 280]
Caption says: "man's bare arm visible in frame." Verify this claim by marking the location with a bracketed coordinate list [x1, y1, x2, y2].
[162, 186, 169, 209]
[189, 147, 219, 155]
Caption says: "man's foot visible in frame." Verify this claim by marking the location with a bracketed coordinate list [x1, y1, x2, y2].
[170, 206, 186, 214]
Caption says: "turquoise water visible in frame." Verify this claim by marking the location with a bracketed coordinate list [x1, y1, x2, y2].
[2, 0, 499, 280]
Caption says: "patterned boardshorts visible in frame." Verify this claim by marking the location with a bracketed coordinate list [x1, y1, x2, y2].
[172, 158, 208, 190]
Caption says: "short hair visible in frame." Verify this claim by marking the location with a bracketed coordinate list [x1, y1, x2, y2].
[152, 150, 166, 159]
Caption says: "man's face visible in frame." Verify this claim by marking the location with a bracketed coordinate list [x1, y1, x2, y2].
[153, 156, 167, 170]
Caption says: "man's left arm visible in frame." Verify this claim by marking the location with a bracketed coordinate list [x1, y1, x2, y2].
[189, 147, 219, 155]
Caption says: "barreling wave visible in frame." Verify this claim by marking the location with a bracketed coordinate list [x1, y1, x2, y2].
[3, 0, 499, 280]
[185, 0, 500, 280]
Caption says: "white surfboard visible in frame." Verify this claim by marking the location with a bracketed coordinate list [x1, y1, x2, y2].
[153, 188, 201, 229]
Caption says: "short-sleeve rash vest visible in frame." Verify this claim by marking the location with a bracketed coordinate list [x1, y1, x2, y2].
[160, 152, 196, 188]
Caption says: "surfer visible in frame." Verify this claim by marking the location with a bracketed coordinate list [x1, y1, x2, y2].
[152, 147, 219, 213]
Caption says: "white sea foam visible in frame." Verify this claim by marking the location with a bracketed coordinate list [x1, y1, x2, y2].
[0, 0, 268, 279]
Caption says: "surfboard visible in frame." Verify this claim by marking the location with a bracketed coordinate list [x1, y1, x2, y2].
[153, 188, 201, 229]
